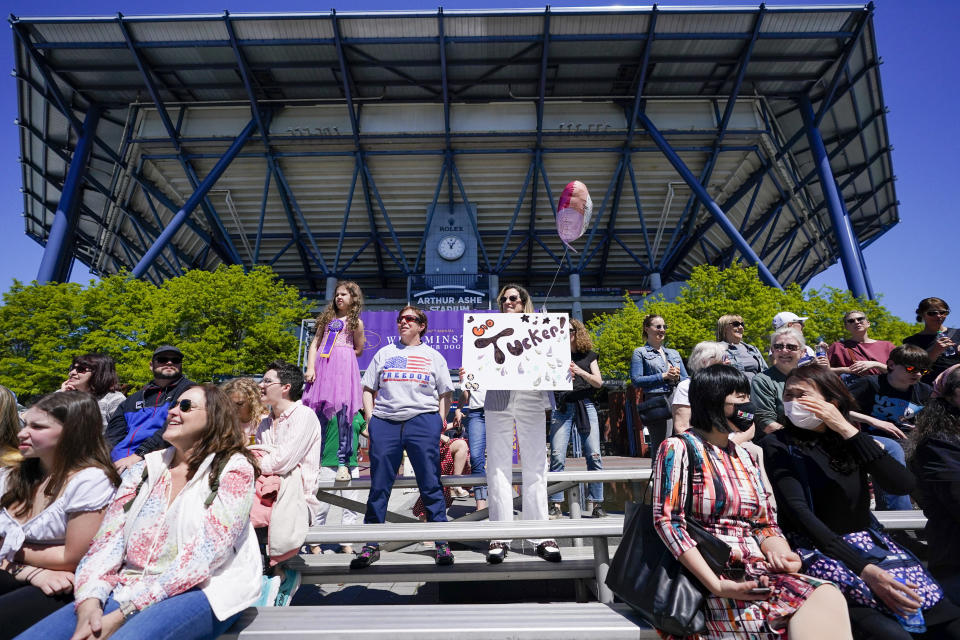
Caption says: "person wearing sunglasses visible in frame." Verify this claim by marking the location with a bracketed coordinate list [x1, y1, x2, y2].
[827, 311, 896, 380]
[481, 284, 560, 564]
[58, 353, 126, 432]
[843, 345, 933, 514]
[631, 314, 688, 459]
[717, 314, 768, 382]
[351, 306, 455, 569]
[20, 385, 263, 640]
[105, 346, 195, 473]
[751, 327, 807, 439]
[904, 297, 960, 385]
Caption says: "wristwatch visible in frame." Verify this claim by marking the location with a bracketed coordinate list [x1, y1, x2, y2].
[119, 601, 138, 621]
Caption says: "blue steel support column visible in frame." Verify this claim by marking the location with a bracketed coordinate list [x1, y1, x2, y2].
[37, 108, 100, 283]
[132, 117, 258, 278]
[635, 111, 782, 290]
[798, 95, 869, 299]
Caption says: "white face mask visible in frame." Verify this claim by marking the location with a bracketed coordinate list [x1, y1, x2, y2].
[783, 400, 822, 430]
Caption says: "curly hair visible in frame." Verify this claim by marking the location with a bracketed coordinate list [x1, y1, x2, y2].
[1, 391, 120, 517]
[0, 386, 21, 467]
[220, 377, 267, 423]
[569, 318, 593, 352]
[314, 280, 364, 334]
[906, 367, 960, 463]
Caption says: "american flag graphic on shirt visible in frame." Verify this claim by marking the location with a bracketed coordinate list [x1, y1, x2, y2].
[382, 354, 433, 383]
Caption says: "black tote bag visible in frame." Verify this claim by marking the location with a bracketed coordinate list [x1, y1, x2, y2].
[605, 435, 731, 636]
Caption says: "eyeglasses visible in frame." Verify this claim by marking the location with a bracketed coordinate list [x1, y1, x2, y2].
[772, 343, 801, 352]
[649, 324, 668, 330]
[729, 321, 745, 328]
[499, 294, 521, 304]
[70, 364, 91, 374]
[259, 378, 282, 387]
[902, 365, 931, 375]
[926, 310, 950, 317]
[845, 316, 867, 324]
[176, 399, 206, 412]
[154, 356, 182, 365]
[397, 314, 420, 324]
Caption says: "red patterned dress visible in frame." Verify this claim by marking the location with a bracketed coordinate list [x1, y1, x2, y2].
[653, 431, 827, 639]
[412, 437, 471, 519]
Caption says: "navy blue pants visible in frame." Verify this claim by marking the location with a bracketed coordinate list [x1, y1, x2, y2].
[365, 412, 448, 546]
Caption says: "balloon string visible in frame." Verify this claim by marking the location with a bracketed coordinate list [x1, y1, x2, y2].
[540, 245, 569, 312]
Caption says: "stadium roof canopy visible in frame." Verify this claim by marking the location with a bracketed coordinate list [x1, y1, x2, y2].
[12, 4, 894, 300]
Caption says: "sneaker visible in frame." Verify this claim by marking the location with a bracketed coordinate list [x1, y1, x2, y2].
[335, 465, 351, 482]
[275, 568, 301, 607]
[486, 541, 509, 564]
[435, 542, 455, 566]
[548, 504, 563, 519]
[349, 544, 380, 570]
[592, 505, 607, 518]
[255, 575, 281, 607]
[536, 540, 562, 562]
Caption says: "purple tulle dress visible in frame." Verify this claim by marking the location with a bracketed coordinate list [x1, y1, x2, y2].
[302, 318, 363, 422]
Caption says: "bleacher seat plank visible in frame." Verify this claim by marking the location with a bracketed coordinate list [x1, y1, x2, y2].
[287, 546, 614, 584]
[222, 602, 658, 639]
[873, 509, 926, 529]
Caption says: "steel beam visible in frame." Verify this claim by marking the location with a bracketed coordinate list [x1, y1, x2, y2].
[635, 111, 781, 289]
[37, 108, 100, 283]
[798, 95, 868, 298]
[132, 117, 258, 278]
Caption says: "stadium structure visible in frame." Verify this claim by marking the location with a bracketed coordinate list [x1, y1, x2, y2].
[12, 4, 895, 313]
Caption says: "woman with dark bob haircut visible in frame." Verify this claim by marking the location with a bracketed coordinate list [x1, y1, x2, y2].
[59, 353, 125, 431]
[907, 366, 960, 604]
[904, 297, 959, 384]
[0, 391, 120, 639]
[763, 365, 960, 639]
[653, 364, 851, 639]
[20, 385, 262, 640]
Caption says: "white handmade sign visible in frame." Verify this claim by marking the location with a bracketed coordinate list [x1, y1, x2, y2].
[460, 312, 573, 392]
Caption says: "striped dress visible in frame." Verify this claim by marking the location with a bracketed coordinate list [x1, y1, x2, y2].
[653, 431, 826, 639]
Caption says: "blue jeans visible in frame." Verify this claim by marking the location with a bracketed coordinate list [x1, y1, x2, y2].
[365, 412, 448, 546]
[870, 434, 912, 511]
[465, 410, 487, 501]
[16, 589, 239, 640]
[549, 400, 603, 504]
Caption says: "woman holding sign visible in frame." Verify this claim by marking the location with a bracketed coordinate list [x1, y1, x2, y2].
[482, 284, 561, 564]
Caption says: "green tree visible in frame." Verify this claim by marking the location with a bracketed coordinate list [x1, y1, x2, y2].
[587, 263, 919, 380]
[0, 265, 310, 398]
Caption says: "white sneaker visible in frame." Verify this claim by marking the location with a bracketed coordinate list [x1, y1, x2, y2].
[335, 465, 351, 482]
[255, 575, 281, 607]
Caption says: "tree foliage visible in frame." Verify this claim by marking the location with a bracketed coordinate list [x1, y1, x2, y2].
[587, 264, 920, 380]
[0, 265, 309, 399]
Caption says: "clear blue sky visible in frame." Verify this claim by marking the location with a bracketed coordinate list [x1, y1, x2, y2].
[2, 0, 955, 324]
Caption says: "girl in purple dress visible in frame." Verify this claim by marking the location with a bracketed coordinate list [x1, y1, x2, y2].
[303, 281, 365, 482]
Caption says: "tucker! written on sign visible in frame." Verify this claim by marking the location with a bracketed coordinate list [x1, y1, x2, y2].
[460, 313, 572, 392]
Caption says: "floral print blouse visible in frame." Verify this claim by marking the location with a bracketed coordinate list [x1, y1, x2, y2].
[74, 454, 255, 612]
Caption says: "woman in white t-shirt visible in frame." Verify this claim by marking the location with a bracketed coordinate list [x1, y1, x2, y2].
[351, 305, 455, 570]
[0, 391, 120, 639]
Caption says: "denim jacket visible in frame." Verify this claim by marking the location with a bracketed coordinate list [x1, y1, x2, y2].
[630, 344, 689, 394]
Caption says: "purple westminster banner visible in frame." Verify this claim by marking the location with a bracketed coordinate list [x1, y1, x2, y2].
[357, 310, 471, 370]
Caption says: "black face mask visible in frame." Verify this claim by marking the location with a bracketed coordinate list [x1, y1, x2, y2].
[728, 401, 756, 432]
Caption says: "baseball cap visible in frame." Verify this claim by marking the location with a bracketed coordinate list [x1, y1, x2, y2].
[152, 345, 183, 358]
[772, 312, 808, 330]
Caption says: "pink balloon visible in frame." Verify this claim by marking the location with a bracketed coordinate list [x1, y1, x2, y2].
[556, 180, 593, 249]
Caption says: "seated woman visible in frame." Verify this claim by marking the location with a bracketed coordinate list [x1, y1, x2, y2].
[908, 366, 960, 604]
[0, 391, 120, 640]
[653, 364, 851, 640]
[20, 384, 262, 640]
[762, 365, 960, 639]
[59, 354, 126, 432]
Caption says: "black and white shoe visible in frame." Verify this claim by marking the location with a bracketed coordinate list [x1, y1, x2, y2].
[536, 540, 562, 562]
[487, 541, 509, 564]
